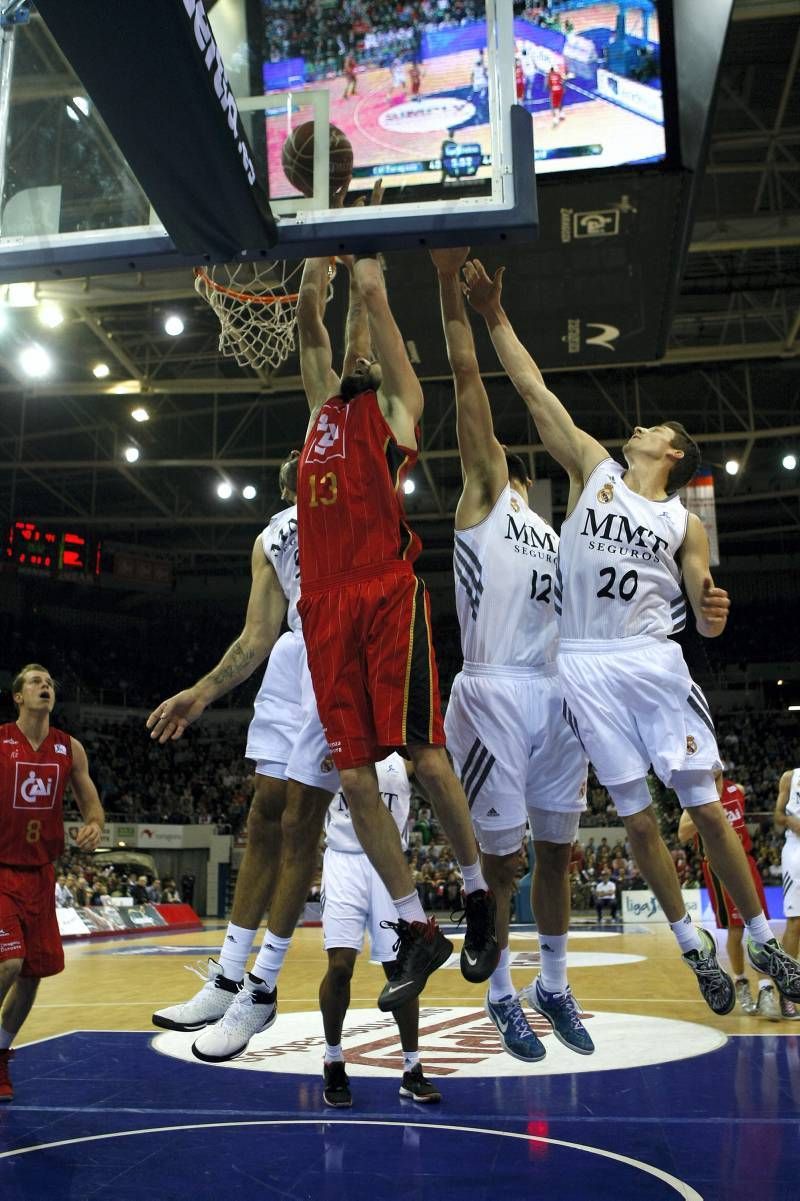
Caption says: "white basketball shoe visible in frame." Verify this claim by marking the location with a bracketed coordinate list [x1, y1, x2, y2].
[152, 959, 240, 1031]
[191, 973, 277, 1062]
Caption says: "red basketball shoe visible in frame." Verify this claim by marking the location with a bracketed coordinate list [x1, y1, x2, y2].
[0, 1049, 14, 1102]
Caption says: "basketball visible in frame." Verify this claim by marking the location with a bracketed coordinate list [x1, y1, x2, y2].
[281, 121, 354, 199]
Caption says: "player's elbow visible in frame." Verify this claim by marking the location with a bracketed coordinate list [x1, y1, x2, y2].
[450, 350, 480, 378]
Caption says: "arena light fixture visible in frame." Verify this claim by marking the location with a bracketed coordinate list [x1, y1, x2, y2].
[216, 481, 233, 500]
[164, 314, 184, 336]
[789, 705, 800, 712]
[72, 96, 90, 117]
[38, 301, 64, 328]
[242, 484, 257, 500]
[782, 453, 797, 471]
[724, 459, 739, 476]
[778, 679, 784, 686]
[131, 407, 150, 423]
[92, 361, 110, 379]
[18, 343, 52, 378]
[123, 445, 140, 463]
[403, 478, 416, 495]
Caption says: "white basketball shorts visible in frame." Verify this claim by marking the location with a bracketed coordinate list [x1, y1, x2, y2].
[245, 630, 305, 778]
[445, 663, 588, 855]
[782, 840, 800, 918]
[557, 634, 722, 789]
[285, 648, 341, 795]
[321, 847, 398, 962]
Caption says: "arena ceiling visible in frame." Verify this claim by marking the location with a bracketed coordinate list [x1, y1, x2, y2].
[0, 0, 799, 581]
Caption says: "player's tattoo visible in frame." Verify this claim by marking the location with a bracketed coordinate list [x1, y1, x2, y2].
[207, 639, 254, 689]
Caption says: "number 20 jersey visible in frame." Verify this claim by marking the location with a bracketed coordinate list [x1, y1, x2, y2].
[0, 723, 73, 866]
[557, 458, 689, 642]
[454, 483, 559, 669]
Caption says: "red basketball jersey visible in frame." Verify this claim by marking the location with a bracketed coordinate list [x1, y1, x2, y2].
[548, 69, 564, 93]
[719, 779, 752, 853]
[0, 722, 73, 866]
[298, 389, 421, 588]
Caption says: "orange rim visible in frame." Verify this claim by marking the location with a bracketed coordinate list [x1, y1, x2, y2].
[194, 267, 298, 306]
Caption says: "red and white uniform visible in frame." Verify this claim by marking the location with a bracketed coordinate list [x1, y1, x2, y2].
[515, 62, 525, 102]
[547, 68, 564, 108]
[701, 780, 767, 928]
[0, 722, 73, 976]
[297, 389, 444, 769]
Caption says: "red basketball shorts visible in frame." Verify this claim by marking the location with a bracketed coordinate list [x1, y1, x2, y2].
[0, 862, 64, 977]
[551, 88, 564, 109]
[702, 852, 768, 929]
[298, 564, 445, 770]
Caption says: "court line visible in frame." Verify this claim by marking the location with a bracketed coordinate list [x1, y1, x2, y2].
[0, 1117, 703, 1197]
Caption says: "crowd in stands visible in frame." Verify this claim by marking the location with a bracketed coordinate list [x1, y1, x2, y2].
[53, 851, 181, 909]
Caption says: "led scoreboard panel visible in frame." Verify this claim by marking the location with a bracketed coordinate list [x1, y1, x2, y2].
[4, 521, 100, 576]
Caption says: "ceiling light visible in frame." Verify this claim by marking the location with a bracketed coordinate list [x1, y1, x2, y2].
[92, 361, 110, 379]
[782, 453, 797, 471]
[123, 446, 140, 463]
[216, 481, 233, 499]
[18, 343, 52, 378]
[4, 282, 36, 307]
[724, 459, 739, 476]
[38, 301, 64, 328]
[164, 314, 184, 336]
[242, 484, 257, 500]
[131, 407, 150, 423]
[403, 478, 416, 495]
[110, 380, 141, 395]
[789, 705, 800, 712]
[778, 679, 784, 686]
[65, 104, 79, 122]
[72, 96, 90, 116]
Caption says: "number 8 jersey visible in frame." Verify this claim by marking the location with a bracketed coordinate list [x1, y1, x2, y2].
[557, 458, 689, 642]
[0, 723, 73, 866]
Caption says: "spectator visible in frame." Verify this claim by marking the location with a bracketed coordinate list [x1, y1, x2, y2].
[54, 874, 74, 908]
[594, 869, 618, 924]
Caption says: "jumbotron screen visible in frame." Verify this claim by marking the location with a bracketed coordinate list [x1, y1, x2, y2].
[256, 0, 667, 198]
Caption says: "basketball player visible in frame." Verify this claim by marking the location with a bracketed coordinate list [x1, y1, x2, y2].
[547, 65, 565, 125]
[0, 665, 105, 1102]
[409, 60, 422, 101]
[319, 754, 441, 1107]
[432, 248, 591, 1064]
[292, 248, 499, 1016]
[390, 57, 406, 100]
[776, 767, 800, 1017]
[463, 257, 800, 1013]
[343, 52, 358, 99]
[679, 773, 783, 1020]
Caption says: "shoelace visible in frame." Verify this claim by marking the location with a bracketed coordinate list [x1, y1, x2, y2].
[547, 987, 584, 1030]
[761, 942, 800, 986]
[380, 919, 410, 961]
[505, 998, 536, 1041]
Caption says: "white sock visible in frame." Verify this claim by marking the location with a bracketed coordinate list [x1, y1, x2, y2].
[217, 922, 257, 982]
[0, 1028, 12, 1051]
[488, 946, 513, 1002]
[251, 928, 292, 991]
[403, 1050, 420, 1072]
[538, 932, 568, 993]
[324, 1042, 344, 1063]
[460, 859, 488, 895]
[758, 979, 773, 992]
[394, 891, 427, 924]
[745, 913, 773, 946]
[670, 913, 702, 954]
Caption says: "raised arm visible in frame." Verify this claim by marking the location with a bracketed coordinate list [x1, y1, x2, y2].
[146, 536, 288, 743]
[432, 247, 507, 526]
[680, 513, 730, 638]
[353, 254, 423, 436]
[775, 770, 800, 836]
[297, 256, 339, 416]
[462, 259, 606, 490]
[68, 738, 105, 851]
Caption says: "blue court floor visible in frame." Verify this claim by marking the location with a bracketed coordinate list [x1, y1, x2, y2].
[2, 1029, 799, 1201]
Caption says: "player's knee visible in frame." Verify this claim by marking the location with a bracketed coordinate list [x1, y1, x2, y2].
[0, 957, 24, 992]
[248, 779, 285, 849]
[534, 841, 571, 877]
[325, 949, 355, 989]
[623, 805, 659, 844]
[482, 851, 520, 893]
[409, 746, 451, 793]
[281, 786, 327, 851]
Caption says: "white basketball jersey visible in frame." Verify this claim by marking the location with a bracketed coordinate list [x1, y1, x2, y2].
[325, 753, 411, 854]
[785, 769, 800, 847]
[557, 459, 689, 641]
[454, 484, 558, 669]
[261, 504, 300, 632]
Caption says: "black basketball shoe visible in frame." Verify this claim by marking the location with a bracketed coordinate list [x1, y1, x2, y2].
[377, 918, 453, 1012]
[323, 1061, 352, 1108]
[458, 889, 500, 983]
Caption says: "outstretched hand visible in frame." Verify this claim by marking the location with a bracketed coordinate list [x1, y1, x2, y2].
[698, 577, 730, 636]
[146, 688, 207, 744]
[462, 258, 505, 313]
[430, 246, 470, 274]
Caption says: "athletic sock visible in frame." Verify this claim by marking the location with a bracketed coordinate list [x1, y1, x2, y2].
[538, 932, 568, 993]
[403, 1050, 420, 1072]
[488, 946, 513, 1002]
[324, 1043, 344, 1063]
[0, 1028, 12, 1051]
[745, 913, 773, 946]
[251, 928, 292, 991]
[670, 913, 703, 954]
[393, 891, 427, 924]
[460, 859, 488, 895]
[217, 922, 257, 982]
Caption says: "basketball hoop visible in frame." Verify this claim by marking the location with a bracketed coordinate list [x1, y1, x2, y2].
[194, 260, 310, 372]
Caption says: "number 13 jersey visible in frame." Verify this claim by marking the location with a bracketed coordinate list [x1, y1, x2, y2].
[557, 458, 689, 642]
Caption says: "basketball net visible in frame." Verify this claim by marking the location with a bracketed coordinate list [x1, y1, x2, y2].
[194, 260, 332, 372]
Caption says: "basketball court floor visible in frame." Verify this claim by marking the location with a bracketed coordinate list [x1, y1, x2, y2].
[2, 920, 798, 1200]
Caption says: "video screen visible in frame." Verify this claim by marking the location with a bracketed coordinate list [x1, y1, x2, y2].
[256, 1, 667, 198]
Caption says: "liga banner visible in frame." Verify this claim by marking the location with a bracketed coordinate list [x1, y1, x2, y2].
[683, 471, 720, 566]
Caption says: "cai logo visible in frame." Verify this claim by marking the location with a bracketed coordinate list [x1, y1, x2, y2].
[13, 761, 60, 810]
[307, 408, 348, 464]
